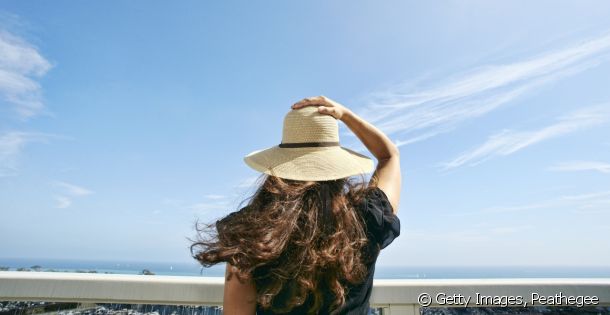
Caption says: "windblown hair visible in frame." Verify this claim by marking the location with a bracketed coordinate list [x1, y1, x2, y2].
[189, 173, 381, 314]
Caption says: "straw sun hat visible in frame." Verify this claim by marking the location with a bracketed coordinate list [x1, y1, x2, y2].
[243, 106, 375, 181]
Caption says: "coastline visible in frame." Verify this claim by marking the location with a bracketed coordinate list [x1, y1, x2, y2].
[1, 257, 609, 279]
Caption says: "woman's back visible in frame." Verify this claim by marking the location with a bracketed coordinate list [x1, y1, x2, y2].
[253, 186, 400, 315]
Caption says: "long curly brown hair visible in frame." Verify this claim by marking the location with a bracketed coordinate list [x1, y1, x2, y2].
[189, 173, 381, 314]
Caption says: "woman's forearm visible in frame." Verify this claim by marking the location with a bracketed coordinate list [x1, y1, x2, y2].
[340, 109, 399, 161]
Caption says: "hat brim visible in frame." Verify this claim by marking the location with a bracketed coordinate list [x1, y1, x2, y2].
[243, 145, 375, 181]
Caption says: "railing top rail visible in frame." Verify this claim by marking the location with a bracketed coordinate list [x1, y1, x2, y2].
[1, 271, 609, 307]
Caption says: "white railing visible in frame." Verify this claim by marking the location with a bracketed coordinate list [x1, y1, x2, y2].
[1, 271, 609, 315]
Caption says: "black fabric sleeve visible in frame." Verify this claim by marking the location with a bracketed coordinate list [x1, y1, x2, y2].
[361, 187, 401, 249]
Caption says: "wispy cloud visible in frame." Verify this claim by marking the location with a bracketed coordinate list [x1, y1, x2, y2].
[54, 181, 93, 196]
[0, 29, 53, 119]
[52, 180, 93, 208]
[354, 31, 610, 147]
[186, 194, 232, 213]
[457, 190, 610, 216]
[187, 202, 230, 213]
[402, 223, 533, 244]
[492, 191, 610, 213]
[161, 178, 256, 215]
[203, 194, 226, 200]
[440, 104, 610, 170]
[548, 161, 610, 174]
[0, 131, 55, 177]
[0, 25, 59, 177]
[54, 196, 72, 209]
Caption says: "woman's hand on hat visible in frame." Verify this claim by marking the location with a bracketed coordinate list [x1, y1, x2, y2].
[291, 96, 350, 120]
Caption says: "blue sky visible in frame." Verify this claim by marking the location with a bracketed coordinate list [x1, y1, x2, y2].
[1, 1, 610, 267]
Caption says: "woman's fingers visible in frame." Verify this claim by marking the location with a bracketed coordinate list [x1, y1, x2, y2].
[292, 100, 318, 109]
[294, 97, 317, 105]
[291, 97, 340, 118]
[318, 106, 339, 119]
[292, 96, 329, 109]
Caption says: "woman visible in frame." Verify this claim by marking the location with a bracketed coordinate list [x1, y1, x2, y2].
[190, 96, 401, 315]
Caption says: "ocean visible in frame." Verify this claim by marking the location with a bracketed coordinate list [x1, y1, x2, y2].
[1, 257, 609, 278]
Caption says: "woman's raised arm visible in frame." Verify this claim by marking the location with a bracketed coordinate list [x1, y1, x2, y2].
[292, 96, 401, 214]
